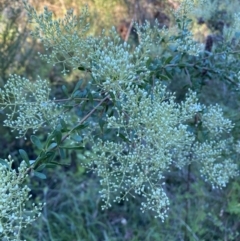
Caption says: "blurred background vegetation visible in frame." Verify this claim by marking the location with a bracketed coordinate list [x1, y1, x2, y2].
[0, 0, 239, 240]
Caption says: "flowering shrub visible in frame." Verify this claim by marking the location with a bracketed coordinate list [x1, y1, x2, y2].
[0, 156, 43, 241]
[88, 84, 238, 220]
[0, 0, 240, 239]
[0, 75, 66, 138]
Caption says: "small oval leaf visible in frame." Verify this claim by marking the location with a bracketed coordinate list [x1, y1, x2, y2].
[47, 143, 57, 151]
[60, 119, 68, 131]
[19, 149, 30, 166]
[36, 164, 46, 172]
[30, 135, 43, 150]
[78, 66, 86, 71]
[71, 134, 82, 142]
[34, 171, 47, 179]
[54, 130, 62, 145]
[72, 80, 83, 94]
[62, 85, 68, 96]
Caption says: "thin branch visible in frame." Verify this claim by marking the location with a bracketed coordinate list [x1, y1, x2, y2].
[125, 20, 134, 42]
[53, 97, 103, 102]
[61, 94, 110, 142]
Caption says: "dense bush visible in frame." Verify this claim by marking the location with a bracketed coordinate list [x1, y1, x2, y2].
[0, 0, 239, 240]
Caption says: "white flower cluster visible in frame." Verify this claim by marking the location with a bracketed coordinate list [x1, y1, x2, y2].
[235, 140, 240, 154]
[88, 84, 238, 220]
[23, 0, 205, 94]
[233, 12, 240, 31]
[223, 12, 240, 45]
[140, 187, 170, 220]
[23, 1, 93, 73]
[134, 21, 169, 58]
[202, 104, 234, 136]
[0, 75, 66, 137]
[192, 0, 217, 21]
[172, 0, 205, 56]
[175, 32, 204, 56]
[23, 2, 152, 94]
[173, 0, 212, 20]
[177, 0, 216, 21]
[91, 28, 150, 94]
[0, 156, 43, 240]
[173, 0, 195, 20]
[195, 140, 238, 188]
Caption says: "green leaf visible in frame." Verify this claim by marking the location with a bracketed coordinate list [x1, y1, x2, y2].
[48, 161, 70, 167]
[88, 91, 93, 103]
[54, 130, 62, 145]
[71, 123, 89, 132]
[71, 134, 82, 142]
[165, 56, 174, 64]
[185, 18, 192, 24]
[197, 130, 204, 142]
[30, 135, 43, 150]
[107, 109, 114, 117]
[235, 31, 240, 39]
[59, 148, 65, 159]
[104, 102, 109, 113]
[62, 85, 68, 96]
[36, 164, 46, 172]
[109, 92, 115, 101]
[19, 149, 30, 166]
[72, 79, 82, 94]
[34, 171, 47, 179]
[96, 106, 104, 110]
[59, 145, 85, 150]
[30, 160, 35, 165]
[80, 100, 87, 111]
[46, 132, 56, 148]
[118, 133, 130, 143]
[78, 66, 86, 71]
[178, 63, 187, 68]
[158, 74, 170, 81]
[176, 19, 181, 23]
[99, 118, 105, 132]
[45, 152, 56, 162]
[47, 143, 57, 151]
[45, 163, 58, 168]
[164, 70, 173, 80]
[34, 151, 55, 168]
[60, 119, 68, 131]
[0, 158, 8, 167]
[73, 90, 82, 98]
[171, 54, 181, 64]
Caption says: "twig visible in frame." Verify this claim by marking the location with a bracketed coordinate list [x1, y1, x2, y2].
[125, 20, 134, 42]
[61, 95, 109, 142]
